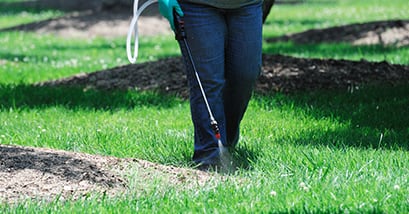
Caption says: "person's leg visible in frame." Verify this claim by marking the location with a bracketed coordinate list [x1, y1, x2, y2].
[177, 2, 227, 165]
[224, 2, 263, 147]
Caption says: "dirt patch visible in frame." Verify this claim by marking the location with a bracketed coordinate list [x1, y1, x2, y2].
[0, 7, 172, 39]
[267, 20, 409, 47]
[0, 144, 216, 204]
[258, 54, 409, 93]
[37, 54, 409, 97]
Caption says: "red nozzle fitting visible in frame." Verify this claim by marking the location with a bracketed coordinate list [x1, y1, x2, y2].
[211, 120, 221, 140]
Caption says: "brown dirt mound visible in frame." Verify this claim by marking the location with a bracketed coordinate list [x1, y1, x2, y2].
[0, 8, 172, 39]
[37, 54, 409, 97]
[0, 144, 215, 204]
[267, 20, 409, 47]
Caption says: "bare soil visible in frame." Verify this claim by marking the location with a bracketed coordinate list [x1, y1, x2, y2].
[0, 145, 214, 204]
[1, 9, 409, 204]
[0, 7, 172, 38]
[267, 19, 409, 47]
[38, 54, 409, 97]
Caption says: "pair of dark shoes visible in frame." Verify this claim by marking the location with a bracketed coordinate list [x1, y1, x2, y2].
[195, 162, 221, 172]
[194, 158, 237, 174]
[194, 144, 238, 173]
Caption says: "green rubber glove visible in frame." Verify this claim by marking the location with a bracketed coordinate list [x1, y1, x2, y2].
[158, 0, 184, 30]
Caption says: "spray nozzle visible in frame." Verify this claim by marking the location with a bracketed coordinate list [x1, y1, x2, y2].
[211, 120, 221, 140]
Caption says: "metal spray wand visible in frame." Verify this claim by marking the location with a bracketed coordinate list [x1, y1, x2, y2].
[172, 11, 222, 142]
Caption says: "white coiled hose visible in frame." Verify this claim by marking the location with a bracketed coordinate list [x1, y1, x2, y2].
[126, 0, 158, 64]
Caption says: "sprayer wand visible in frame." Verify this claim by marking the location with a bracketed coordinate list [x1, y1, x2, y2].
[126, 2, 221, 141]
[173, 11, 221, 140]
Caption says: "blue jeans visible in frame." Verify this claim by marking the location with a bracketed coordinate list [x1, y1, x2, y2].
[177, 1, 263, 165]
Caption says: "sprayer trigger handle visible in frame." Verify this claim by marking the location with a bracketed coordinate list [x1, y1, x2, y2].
[173, 9, 185, 40]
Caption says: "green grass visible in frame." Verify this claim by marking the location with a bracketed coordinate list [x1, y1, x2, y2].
[0, 32, 179, 84]
[1, 85, 408, 212]
[263, 42, 409, 65]
[0, 0, 63, 30]
[263, 0, 409, 38]
[1, 0, 409, 213]
[262, 0, 409, 64]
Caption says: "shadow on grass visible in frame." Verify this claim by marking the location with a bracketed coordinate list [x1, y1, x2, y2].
[0, 84, 181, 110]
[253, 83, 409, 150]
[232, 143, 262, 171]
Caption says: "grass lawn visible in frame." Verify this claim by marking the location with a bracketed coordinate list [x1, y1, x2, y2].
[0, 0, 63, 30]
[1, 0, 408, 213]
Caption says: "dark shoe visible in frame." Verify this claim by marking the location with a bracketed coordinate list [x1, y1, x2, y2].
[195, 163, 220, 172]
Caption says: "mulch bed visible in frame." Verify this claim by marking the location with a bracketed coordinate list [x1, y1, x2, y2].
[266, 19, 409, 47]
[37, 54, 409, 97]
